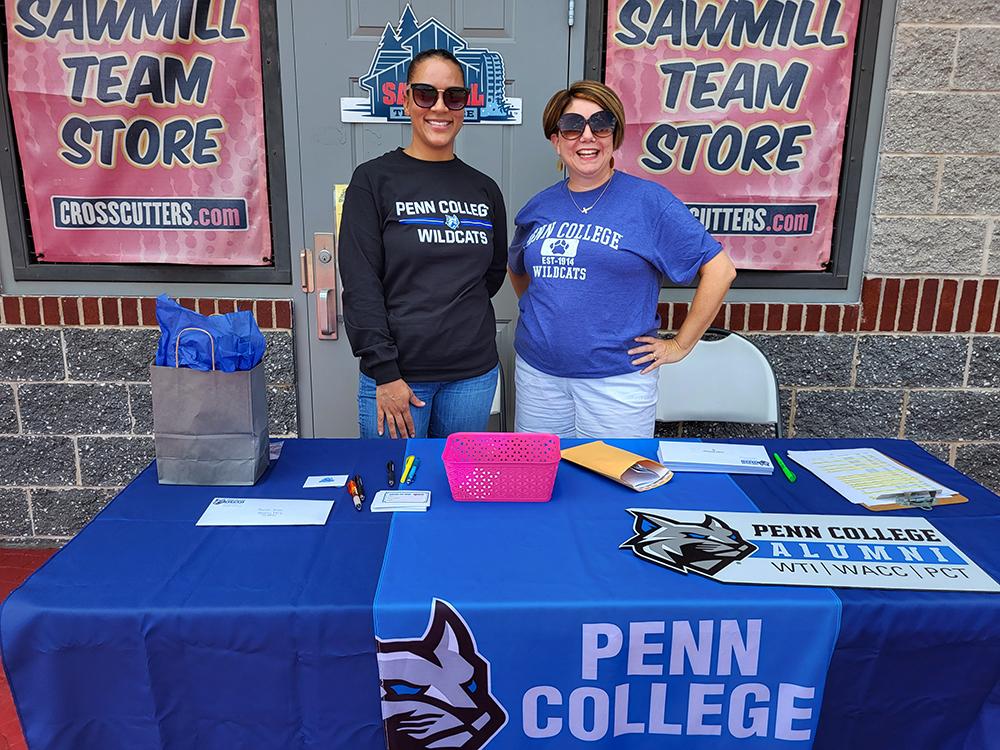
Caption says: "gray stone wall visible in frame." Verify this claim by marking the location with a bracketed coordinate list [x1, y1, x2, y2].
[861, 1, 1000, 491]
[0, 324, 298, 545]
[874, 3, 1000, 275]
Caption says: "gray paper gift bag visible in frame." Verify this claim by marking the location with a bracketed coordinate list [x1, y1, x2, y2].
[150, 327, 269, 485]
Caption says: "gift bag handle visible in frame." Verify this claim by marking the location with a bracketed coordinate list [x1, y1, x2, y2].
[174, 327, 216, 371]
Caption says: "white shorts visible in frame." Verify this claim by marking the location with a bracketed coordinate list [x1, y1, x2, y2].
[514, 354, 659, 439]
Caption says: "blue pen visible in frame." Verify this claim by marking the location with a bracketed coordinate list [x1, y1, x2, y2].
[406, 457, 421, 484]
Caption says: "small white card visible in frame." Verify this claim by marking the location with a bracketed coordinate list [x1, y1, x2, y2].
[197, 497, 334, 526]
[371, 490, 431, 513]
[303, 474, 349, 488]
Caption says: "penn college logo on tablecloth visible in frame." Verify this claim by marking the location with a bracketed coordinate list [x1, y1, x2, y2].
[340, 4, 521, 125]
[620, 509, 1000, 592]
[377, 599, 508, 749]
[620, 510, 757, 578]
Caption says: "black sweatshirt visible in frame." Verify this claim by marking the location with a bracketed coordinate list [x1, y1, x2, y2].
[339, 148, 508, 385]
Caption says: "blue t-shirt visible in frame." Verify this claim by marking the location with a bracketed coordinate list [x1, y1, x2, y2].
[508, 171, 722, 378]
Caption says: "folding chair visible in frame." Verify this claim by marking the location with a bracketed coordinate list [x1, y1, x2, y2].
[655, 328, 783, 437]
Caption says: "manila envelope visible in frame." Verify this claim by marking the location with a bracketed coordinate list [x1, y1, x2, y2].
[560, 441, 672, 492]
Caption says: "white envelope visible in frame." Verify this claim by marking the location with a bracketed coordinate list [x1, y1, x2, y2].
[197, 497, 334, 526]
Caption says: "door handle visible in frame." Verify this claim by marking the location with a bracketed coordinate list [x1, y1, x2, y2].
[312, 232, 337, 340]
[318, 289, 336, 336]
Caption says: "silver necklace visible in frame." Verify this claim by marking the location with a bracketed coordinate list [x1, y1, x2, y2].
[566, 172, 614, 215]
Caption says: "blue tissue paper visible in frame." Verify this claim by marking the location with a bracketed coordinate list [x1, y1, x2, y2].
[154, 294, 265, 372]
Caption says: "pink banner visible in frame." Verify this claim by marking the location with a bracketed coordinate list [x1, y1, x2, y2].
[5, 0, 271, 265]
[606, 1, 861, 271]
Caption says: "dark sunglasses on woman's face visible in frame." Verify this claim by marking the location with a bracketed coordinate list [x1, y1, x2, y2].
[557, 111, 616, 140]
[408, 83, 471, 110]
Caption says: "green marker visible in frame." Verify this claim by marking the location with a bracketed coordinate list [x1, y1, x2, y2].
[773, 452, 797, 483]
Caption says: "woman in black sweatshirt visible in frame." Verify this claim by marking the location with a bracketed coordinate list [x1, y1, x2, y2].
[339, 48, 508, 439]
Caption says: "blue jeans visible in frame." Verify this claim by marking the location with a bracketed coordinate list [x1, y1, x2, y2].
[358, 366, 499, 439]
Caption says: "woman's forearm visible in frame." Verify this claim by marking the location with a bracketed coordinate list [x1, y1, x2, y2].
[674, 251, 737, 351]
[508, 267, 531, 298]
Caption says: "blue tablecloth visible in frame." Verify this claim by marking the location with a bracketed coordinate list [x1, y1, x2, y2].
[2, 438, 999, 749]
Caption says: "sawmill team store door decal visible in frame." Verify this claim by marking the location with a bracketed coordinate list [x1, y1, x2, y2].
[340, 5, 521, 125]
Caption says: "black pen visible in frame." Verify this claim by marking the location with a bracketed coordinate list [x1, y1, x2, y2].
[354, 473, 366, 504]
[387, 461, 396, 488]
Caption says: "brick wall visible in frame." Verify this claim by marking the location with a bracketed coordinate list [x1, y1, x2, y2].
[656, 0, 1000, 495]
[0, 297, 297, 544]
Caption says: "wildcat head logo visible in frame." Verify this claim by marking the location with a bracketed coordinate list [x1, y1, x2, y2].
[445, 214, 461, 230]
[377, 599, 507, 749]
[620, 510, 756, 578]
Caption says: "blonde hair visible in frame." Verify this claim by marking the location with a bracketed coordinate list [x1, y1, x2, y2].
[542, 80, 626, 151]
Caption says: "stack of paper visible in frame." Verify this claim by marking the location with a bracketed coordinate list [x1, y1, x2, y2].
[657, 442, 774, 475]
[622, 463, 672, 489]
[787, 448, 956, 507]
[370, 490, 431, 513]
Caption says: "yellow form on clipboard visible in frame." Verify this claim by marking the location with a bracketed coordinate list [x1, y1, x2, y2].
[786, 448, 964, 510]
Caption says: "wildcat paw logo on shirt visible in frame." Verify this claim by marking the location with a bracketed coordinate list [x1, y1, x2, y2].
[540, 238, 578, 258]
[377, 599, 508, 749]
[621, 510, 756, 578]
[340, 4, 521, 125]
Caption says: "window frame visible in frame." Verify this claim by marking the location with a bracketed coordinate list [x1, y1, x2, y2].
[584, 0, 886, 291]
[0, 0, 291, 284]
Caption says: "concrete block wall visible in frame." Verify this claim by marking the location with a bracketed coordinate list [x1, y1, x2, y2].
[874, 1, 1000, 276]
[0, 297, 298, 544]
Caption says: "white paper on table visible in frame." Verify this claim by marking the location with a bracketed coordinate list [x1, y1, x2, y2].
[786, 448, 956, 506]
[621, 463, 672, 489]
[303, 474, 349, 488]
[370, 490, 430, 512]
[657, 441, 773, 474]
[197, 497, 334, 526]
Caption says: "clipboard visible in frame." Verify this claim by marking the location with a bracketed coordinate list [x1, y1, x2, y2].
[862, 457, 968, 512]
[864, 494, 968, 512]
[560, 441, 672, 492]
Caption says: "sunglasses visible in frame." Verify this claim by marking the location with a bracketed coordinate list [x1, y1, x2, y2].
[557, 111, 617, 140]
[408, 83, 470, 111]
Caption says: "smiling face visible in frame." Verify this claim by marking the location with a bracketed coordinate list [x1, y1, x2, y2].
[404, 56, 465, 161]
[551, 97, 615, 188]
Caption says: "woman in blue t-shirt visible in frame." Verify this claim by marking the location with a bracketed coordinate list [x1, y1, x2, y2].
[507, 80, 736, 438]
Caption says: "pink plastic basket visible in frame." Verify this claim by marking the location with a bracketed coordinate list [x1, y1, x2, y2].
[442, 432, 560, 502]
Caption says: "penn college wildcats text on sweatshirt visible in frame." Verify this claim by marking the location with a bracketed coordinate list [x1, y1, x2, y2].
[339, 148, 508, 385]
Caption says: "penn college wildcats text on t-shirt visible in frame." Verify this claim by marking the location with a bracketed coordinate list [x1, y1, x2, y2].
[525, 221, 627, 282]
[394, 199, 493, 245]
